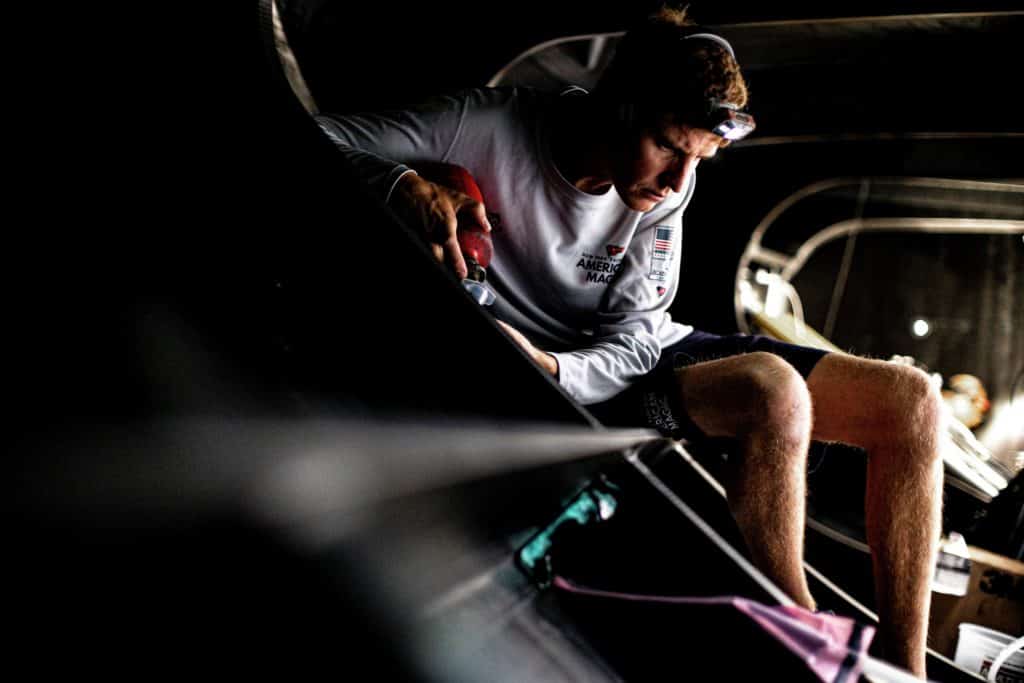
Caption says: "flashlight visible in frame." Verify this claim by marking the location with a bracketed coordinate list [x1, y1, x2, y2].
[708, 99, 756, 141]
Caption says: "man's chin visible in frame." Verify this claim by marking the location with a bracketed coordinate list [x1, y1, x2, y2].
[628, 194, 660, 212]
[619, 190, 651, 211]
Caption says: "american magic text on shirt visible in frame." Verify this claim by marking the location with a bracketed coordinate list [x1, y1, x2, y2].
[576, 250, 624, 284]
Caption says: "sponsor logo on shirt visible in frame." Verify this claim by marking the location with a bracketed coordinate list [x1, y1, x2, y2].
[606, 244, 625, 257]
[648, 224, 675, 283]
[642, 389, 681, 436]
[657, 286, 666, 297]
[576, 250, 624, 285]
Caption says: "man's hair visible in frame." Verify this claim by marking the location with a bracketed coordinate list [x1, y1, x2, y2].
[594, 5, 749, 127]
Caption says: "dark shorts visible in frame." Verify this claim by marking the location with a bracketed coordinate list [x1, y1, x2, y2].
[588, 330, 830, 442]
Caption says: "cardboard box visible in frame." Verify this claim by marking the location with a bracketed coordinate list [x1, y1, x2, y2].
[929, 545, 1024, 659]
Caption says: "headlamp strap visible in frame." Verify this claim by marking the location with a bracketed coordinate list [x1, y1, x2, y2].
[681, 31, 736, 59]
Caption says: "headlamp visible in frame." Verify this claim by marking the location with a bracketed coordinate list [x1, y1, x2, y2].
[708, 99, 756, 141]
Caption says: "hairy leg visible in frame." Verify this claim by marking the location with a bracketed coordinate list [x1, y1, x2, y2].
[806, 353, 944, 677]
[676, 352, 817, 610]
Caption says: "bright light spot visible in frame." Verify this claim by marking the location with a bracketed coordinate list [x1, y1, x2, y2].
[739, 280, 764, 313]
[976, 399, 1024, 474]
[912, 318, 931, 338]
[764, 280, 786, 317]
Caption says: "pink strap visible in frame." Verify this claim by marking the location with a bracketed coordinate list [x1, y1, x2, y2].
[553, 575, 875, 683]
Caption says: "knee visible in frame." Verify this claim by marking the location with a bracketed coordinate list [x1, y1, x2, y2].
[738, 352, 813, 442]
[905, 366, 943, 429]
[871, 363, 944, 458]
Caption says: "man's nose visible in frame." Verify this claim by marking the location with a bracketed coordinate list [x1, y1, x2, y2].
[663, 156, 697, 193]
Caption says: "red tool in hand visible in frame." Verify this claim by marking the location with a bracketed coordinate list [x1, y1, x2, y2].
[415, 162, 496, 305]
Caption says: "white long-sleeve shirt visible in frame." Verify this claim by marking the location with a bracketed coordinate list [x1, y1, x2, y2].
[316, 86, 694, 404]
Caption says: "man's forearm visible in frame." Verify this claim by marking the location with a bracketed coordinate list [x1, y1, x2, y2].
[496, 320, 558, 377]
[537, 351, 558, 377]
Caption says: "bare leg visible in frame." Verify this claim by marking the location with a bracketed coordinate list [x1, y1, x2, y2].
[677, 352, 817, 610]
[806, 353, 944, 678]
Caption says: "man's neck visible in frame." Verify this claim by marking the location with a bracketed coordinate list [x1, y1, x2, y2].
[550, 98, 614, 195]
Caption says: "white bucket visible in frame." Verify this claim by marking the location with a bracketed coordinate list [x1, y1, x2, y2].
[954, 623, 1024, 683]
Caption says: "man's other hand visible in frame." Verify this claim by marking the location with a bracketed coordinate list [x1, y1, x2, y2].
[496, 320, 558, 377]
[392, 172, 492, 280]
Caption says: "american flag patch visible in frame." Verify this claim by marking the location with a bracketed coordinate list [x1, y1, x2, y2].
[648, 225, 675, 282]
[653, 226, 674, 255]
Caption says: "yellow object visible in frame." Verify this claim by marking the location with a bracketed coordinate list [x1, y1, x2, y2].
[750, 311, 841, 352]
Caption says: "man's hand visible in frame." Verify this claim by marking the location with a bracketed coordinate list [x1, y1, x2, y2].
[496, 320, 558, 377]
[392, 172, 492, 280]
